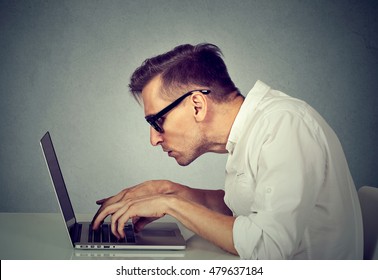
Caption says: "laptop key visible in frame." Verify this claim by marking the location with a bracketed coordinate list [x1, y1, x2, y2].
[101, 224, 110, 243]
[76, 224, 82, 243]
[99, 224, 135, 243]
[70, 223, 82, 243]
[124, 225, 136, 243]
[88, 226, 93, 242]
[110, 231, 118, 243]
[93, 228, 101, 243]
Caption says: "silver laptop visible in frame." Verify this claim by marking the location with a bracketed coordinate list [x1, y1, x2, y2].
[40, 131, 186, 250]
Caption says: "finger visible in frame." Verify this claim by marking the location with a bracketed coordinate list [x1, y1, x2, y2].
[109, 202, 130, 238]
[92, 202, 124, 230]
[117, 215, 130, 239]
[92, 191, 126, 226]
[96, 198, 107, 205]
[97, 191, 122, 206]
[110, 215, 121, 239]
[91, 204, 106, 227]
[111, 204, 132, 238]
[92, 198, 113, 225]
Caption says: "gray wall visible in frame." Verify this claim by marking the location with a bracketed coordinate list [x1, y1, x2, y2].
[1, 0, 377, 214]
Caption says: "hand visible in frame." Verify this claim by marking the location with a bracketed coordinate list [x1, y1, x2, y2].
[92, 180, 174, 229]
[131, 216, 160, 232]
[94, 194, 174, 239]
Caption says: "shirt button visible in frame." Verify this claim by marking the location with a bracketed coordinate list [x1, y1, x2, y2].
[266, 187, 272, 193]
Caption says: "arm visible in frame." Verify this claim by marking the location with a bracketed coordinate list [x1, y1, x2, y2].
[92, 180, 235, 251]
[93, 192, 238, 255]
[231, 110, 326, 259]
[93, 180, 232, 222]
[168, 195, 237, 254]
[174, 184, 233, 216]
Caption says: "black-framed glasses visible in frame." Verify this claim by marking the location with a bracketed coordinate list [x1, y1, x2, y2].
[145, 89, 211, 133]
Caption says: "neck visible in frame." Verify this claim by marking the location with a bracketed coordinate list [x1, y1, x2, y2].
[204, 94, 244, 153]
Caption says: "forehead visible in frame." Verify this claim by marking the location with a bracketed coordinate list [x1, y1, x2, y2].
[141, 75, 168, 116]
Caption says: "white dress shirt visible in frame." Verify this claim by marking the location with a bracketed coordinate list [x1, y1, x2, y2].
[224, 80, 363, 259]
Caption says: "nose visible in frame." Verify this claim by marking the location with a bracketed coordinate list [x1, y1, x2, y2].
[150, 127, 163, 146]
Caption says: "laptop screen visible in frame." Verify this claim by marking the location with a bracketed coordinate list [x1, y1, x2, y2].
[40, 132, 76, 226]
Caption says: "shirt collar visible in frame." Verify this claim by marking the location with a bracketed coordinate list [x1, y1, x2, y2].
[226, 80, 271, 154]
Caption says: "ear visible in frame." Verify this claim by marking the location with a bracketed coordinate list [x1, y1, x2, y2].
[190, 92, 208, 122]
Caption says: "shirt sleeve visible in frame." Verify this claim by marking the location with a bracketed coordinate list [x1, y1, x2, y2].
[233, 109, 327, 259]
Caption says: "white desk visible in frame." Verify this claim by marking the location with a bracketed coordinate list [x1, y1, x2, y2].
[0, 213, 238, 260]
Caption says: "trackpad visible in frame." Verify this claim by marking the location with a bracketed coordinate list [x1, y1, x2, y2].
[141, 229, 176, 237]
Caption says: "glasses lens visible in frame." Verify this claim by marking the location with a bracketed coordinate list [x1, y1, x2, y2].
[146, 117, 163, 133]
[153, 122, 163, 133]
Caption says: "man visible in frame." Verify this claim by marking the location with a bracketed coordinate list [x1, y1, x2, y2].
[92, 43, 363, 259]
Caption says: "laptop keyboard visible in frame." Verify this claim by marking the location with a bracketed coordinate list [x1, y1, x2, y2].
[88, 224, 136, 244]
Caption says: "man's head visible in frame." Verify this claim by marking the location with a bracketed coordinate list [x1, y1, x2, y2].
[129, 43, 239, 102]
[129, 43, 243, 166]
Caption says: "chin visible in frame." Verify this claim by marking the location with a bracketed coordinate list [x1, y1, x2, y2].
[174, 154, 200, 167]
[175, 158, 192, 167]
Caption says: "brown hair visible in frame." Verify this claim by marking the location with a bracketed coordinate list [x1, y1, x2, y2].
[129, 43, 240, 102]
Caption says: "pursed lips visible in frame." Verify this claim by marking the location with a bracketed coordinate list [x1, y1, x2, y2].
[162, 147, 173, 155]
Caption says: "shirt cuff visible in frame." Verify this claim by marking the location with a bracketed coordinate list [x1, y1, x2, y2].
[233, 215, 263, 259]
